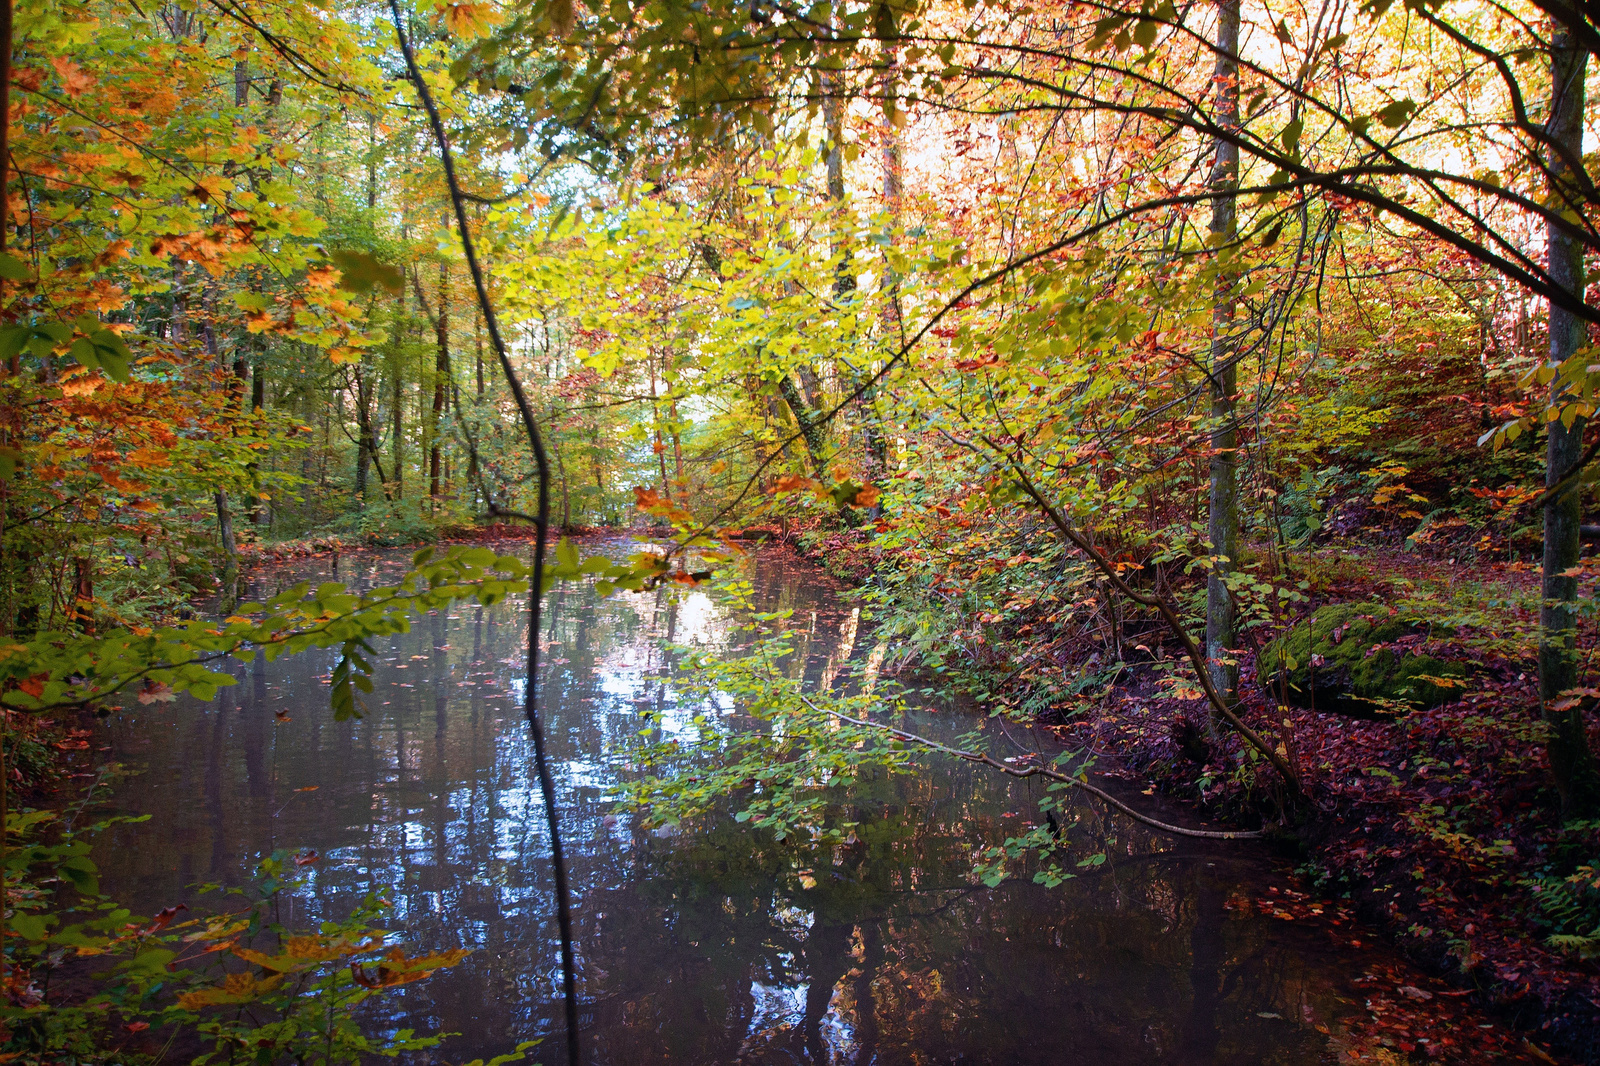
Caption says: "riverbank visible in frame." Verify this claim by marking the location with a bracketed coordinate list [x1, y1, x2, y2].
[786, 529, 1600, 1065]
[236, 521, 616, 566]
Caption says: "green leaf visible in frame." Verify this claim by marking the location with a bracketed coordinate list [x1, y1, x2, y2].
[93, 332, 132, 381]
[68, 337, 100, 371]
[1281, 117, 1304, 151]
[1375, 98, 1416, 128]
[127, 948, 176, 973]
[11, 913, 51, 941]
[555, 537, 580, 573]
[0, 252, 31, 282]
[0, 326, 31, 360]
[327, 249, 404, 295]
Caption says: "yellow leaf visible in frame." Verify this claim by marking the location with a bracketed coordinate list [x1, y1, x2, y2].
[444, 1, 502, 38]
[176, 971, 283, 1008]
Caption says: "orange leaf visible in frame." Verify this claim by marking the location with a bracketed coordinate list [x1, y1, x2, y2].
[772, 474, 822, 496]
[48, 57, 95, 99]
[127, 447, 171, 469]
[952, 350, 999, 372]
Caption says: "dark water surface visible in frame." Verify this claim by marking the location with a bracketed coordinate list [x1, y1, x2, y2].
[93, 543, 1416, 1064]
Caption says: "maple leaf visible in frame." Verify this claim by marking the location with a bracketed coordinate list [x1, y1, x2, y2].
[444, 1, 503, 39]
[952, 350, 999, 371]
[144, 904, 187, 936]
[49, 58, 97, 99]
[59, 377, 101, 398]
[126, 446, 170, 469]
[772, 473, 823, 496]
[136, 681, 176, 704]
[10, 66, 44, 92]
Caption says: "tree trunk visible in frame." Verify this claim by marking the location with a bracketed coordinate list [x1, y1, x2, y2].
[215, 490, 238, 613]
[429, 262, 450, 507]
[1205, 0, 1242, 724]
[649, 352, 674, 503]
[69, 556, 93, 634]
[556, 444, 570, 530]
[390, 356, 404, 501]
[355, 365, 372, 503]
[1540, 23, 1600, 818]
[354, 361, 387, 503]
[778, 373, 827, 475]
[247, 349, 264, 524]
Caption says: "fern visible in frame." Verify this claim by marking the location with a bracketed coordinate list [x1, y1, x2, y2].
[1525, 843, 1600, 959]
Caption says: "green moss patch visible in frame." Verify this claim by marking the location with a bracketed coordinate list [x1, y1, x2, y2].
[1257, 602, 1468, 716]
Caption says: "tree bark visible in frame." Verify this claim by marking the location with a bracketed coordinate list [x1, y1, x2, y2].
[215, 490, 238, 613]
[429, 262, 450, 506]
[1540, 23, 1600, 818]
[248, 351, 265, 525]
[778, 373, 828, 475]
[389, 284, 406, 501]
[355, 363, 373, 503]
[1205, 0, 1242, 724]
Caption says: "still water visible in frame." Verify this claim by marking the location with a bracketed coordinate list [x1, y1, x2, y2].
[93, 542, 1444, 1064]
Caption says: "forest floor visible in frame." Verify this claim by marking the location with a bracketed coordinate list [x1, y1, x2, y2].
[787, 530, 1600, 1065]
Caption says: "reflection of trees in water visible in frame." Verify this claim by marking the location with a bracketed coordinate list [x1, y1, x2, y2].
[92, 546, 1372, 1064]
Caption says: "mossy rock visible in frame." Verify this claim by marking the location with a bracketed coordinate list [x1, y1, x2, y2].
[1257, 602, 1467, 716]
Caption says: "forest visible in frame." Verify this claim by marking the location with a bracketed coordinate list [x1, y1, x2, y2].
[2, 0, 1600, 1061]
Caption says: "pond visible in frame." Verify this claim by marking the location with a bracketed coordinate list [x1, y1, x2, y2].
[90, 541, 1498, 1064]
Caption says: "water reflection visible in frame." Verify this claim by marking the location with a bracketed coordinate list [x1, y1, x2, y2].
[95, 542, 1382, 1063]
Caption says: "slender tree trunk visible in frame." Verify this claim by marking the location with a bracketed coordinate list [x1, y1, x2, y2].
[670, 400, 685, 495]
[215, 490, 238, 612]
[556, 444, 570, 530]
[202, 276, 242, 607]
[865, 33, 902, 514]
[390, 284, 406, 501]
[1540, 23, 1600, 818]
[69, 556, 93, 633]
[475, 300, 485, 398]
[1205, 0, 1242, 723]
[246, 346, 264, 524]
[355, 364, 372, 503]
[390, 362, 404, 500]
[651, 355, 673, 502]
[429, 262, 449, 506]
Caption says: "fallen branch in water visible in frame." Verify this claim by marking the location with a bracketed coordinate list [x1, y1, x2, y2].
[790, 691, 1263, 841]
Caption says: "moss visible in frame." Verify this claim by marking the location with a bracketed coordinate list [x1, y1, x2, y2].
[1258, 602, 1468, 715]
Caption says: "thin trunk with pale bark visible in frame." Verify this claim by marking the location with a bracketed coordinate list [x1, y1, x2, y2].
[1205, 0, 1241, 724]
